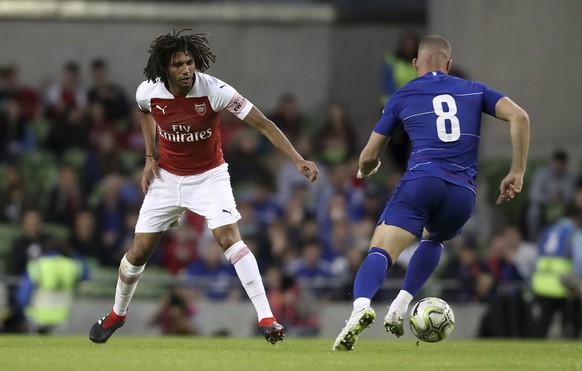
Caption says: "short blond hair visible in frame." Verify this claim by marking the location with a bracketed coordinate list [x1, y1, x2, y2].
[418, 35, 451, 59]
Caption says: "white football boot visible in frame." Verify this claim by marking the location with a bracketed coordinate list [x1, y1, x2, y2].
[383, 306, 405, 337]
[332, 307, 376, 351]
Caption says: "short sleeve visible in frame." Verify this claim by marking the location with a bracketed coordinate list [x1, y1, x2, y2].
[206, 77, 254, 120]
[210, 79, 236, 111]
[479, 83, 505, 117]
[135, 81, 151, 112]
[373, 97, 400, 136]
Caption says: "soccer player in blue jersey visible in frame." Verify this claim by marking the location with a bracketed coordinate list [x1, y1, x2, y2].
[333, 35, 530, 351]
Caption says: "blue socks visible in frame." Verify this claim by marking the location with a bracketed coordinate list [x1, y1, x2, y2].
[402, 240, 443, 296]
[353, 247, 392, 300]
[352, 240, 442, 303]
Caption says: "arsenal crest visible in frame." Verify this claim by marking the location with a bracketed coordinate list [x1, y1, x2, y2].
[195, 102, 207, 115]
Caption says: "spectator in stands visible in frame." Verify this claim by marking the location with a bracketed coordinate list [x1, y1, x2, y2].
[45, 61, 86, 119]
[314, 101, 358, 166]
[0, 166, 40, 223]
[332, 247, 365, 301]
[316, 162, 360, 245]
[119, 167, 146, 210]
[46, 165, 87, 227]
[297, 215, 320, 249]
[502, 225, 537, 282]
[84, 130, 125, 191]
[327, 218, 354, 262]
[574, 181, 582, 210]
[241, 179, 284, 226]
[161, 217, 201, 275]
[149, 286, 199, 335]
[2, 65, 41, 122]
[224, 127, 271, 187]
[461, 177, 503, 248]
[264, 266, 320, 337]
[268, 93, 312, 145]
[87, 58, 129, 123]
[531, 203, 582, 338]
[5, 210, 51, 332]
[93, 175, 129, 266]
[87, 102, 120, 149]
[289, 239, 331, 298]
[8, 210, 50, 277]
[526, 149, 576, 241]
[120, 107, 147, 153]
[283, 187, 319, 248]
[186, 240, 239, 301]
[0, 96, 30, 162]
[319, 191, 355, 259]
[439, 236, 493, 303]
[68, 210, 103, 263]
[358, 182, 388, 221]
[276, 135, 329, 207]
[256, 220, 294, 271]
[380, 30, 421, 106]
[46, 106, 89, 157]
[380, 30, 421, 173]
[350, 216, 377, 252]
[16, 238, 88, 334]
[478, 234, 532, 338]
[110, 208, 140, 266]
[235, 199, 260, 241]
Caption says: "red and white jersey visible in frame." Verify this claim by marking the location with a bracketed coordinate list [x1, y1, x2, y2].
[136, 72, 253, 176]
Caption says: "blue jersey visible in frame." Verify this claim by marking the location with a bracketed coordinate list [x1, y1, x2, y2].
[374, 71, 505, 193]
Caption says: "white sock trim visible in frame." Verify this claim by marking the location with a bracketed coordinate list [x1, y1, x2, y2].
[224, 240, 247, 262]
[113, 255, 146, 316]
[120, 254, 146, 277]
[396, 290, 413, 302]
[389, 290, 413, 315]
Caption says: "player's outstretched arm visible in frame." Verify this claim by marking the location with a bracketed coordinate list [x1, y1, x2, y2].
[357, 132, 390, 180]
[494, 97, 530, 204]
[139, 110, 159, 194]
[243, 106, 318, 182]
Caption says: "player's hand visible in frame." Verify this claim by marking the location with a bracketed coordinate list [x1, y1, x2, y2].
[296, 160, 319, 182]
[496, 171, 524, 204]
[357, 160, 381, 180]
[142, 157, 160, 194]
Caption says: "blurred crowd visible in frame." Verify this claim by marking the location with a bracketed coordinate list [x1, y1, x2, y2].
[1, 42, 582, 338]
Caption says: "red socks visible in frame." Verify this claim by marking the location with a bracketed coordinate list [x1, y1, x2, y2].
[102, 310, 126, 328]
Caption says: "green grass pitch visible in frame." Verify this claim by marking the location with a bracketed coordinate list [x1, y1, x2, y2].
[1, 336, 582, 371]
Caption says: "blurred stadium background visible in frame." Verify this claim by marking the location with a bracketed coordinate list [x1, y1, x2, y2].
[0, 0, 581, 340]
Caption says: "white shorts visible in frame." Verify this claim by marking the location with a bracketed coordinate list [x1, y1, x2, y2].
[135, 163, 241, 233]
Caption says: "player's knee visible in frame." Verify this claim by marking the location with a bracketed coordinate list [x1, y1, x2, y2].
[216, 235, 240, 251]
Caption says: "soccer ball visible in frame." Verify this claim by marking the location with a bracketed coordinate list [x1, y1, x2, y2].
[409, 297, 455, 343]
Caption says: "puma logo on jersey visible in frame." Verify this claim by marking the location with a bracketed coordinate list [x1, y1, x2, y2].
[222, 209, 232, 215]
[155, 105, 168, 115]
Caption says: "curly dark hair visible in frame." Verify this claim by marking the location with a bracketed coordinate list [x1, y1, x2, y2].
[143, 28, 216, 83]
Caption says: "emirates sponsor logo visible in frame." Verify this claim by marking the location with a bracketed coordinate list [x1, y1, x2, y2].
[158, 125, 212, 142]
[195, 102, 207, 115]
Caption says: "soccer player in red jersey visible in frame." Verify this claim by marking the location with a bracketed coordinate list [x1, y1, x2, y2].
[90, 29, 318, 345]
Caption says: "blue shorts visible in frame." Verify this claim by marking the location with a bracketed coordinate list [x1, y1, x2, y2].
[378, 177, 475, 242]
